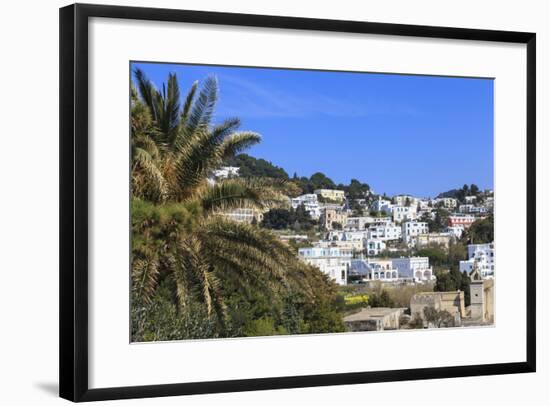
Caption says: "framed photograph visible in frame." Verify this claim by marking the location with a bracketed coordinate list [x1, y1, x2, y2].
[59, 3, 536, 402]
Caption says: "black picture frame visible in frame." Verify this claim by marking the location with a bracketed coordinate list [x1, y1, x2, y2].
[59, 3, 536, 402]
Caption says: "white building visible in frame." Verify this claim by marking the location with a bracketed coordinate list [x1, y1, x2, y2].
[317, 239, 364, 252]
[402, 221, 429, 243]
[392, 205, 417, 223]
[212, 166, 239, 179]
[417, 199, 432, 210]
[345, 216, 392, 230]
[221, 207, 263, 224]
[364, 239, 387, 256]
[371, 197, 393, 213]
[393, 194, 421, 207]
[367, 222, 402, 241]
[349, 258, 399, 282]
[298, 247, 351, 285]
[391, 257, 434, 282]
[290, 193, 321, 219]
[433, 197, 458, 209]
[483, 196, 494, 210]
[458, 204, 475, 213]
[327, 230, 368, 242]
[459, 204, 488, 215]
[459, 242, 495, 278]
[445, 225, 465, 239]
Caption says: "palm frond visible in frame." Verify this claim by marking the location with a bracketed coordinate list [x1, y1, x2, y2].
[132, 255, 160, 304]
[134, 68, 158, 119]
[211, 118, 242, 144]
[199, 178, 292, 213]
[219, 132, 261, 160]
[181, 80, 199, 125]
[132, 147, 169, 202]
[202, 218, 295, 266]
[199, 179, 262, 213]
[183, 75, 218, 136]
[173, 129, 224, 197]
[162, 73, 181, 143]
[174, 236, 224, 316]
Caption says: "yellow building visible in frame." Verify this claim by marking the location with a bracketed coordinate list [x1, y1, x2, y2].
[314, 189, 345, 202]
[321, 208, 348, 230]
[415, 233, 453, 249]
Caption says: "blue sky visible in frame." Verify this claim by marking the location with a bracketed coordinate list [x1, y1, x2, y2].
[131, 62, 494, 197]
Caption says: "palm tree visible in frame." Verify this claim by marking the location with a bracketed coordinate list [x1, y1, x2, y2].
[130, 69, 343, 340]
[132, 69, 264, 203]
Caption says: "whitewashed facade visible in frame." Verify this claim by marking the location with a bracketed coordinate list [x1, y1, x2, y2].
[221, 207, 263, 224]
[371, 197, 393, 213]
[345, 216, 389, 230]
[298, 247, 351, 285]
[349, 258, 399, 281]
[445, 225, 465, 239]
[393, 194, 421, 207]
[433, 197, 458, 209]
[391, 257, 434, 282]
[459, 242, 495, 278]
[392, 205, 417, 223]
[364, 239, 387, 256]
[367, 222, 402, 241]
[212, 166, 240, 179]
[402, 221, 429, 243]
[290, 193, 321, 219]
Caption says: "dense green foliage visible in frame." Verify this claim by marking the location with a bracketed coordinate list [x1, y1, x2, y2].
[464, 214, 494, 244]
[418, 242, 471, 305]
[261, 204, 317, 231]
[420, 208, 450, 232]
[434, 269, 471, 306]
[437, 183, 481, 203]
[292, 172, 336, 194]
[130, 71, 344, 341]
[292, 173, 370, 201]
[224, 153, 289, 179]
[343, 179, 371, 200]
[366, 290, 395, 308]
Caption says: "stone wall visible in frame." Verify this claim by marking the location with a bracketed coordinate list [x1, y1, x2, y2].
[410, 291, 465, 321]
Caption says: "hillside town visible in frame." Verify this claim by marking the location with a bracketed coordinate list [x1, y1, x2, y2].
[213, 163, 495, 331]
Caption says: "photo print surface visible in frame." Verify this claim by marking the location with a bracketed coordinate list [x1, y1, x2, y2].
[130, 62, 495, 342]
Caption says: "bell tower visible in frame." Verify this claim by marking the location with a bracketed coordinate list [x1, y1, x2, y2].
[469, 261, 485, 321]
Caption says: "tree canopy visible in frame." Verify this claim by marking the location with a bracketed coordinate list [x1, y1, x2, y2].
[224, 153, 289, 179]
[464, 214, 494, 244]
[437, 183, 481, 203]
